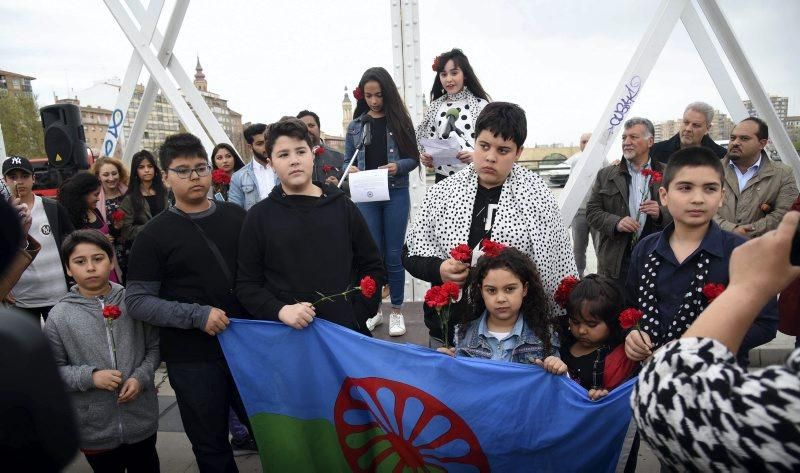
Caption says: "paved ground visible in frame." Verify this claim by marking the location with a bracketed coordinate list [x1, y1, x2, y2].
[65, 185, 795, 471]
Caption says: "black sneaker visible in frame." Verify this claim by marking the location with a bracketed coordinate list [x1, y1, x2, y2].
[231, 436, 258, 452]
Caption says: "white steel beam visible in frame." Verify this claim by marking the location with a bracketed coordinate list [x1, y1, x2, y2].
[127, 0, 233, 155]
[104, 0, 213, 161]
[391, 0, 427, 301]
[697, 0, 800, 183]
[559, 0, 688, 226]
[101, 0, 163, 159]
[680, 1, 749, 122]
[122, 0, 191, 164]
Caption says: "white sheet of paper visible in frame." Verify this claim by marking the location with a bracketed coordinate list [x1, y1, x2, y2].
[420, 136, 462, 167]
[349, 168, 390, 203]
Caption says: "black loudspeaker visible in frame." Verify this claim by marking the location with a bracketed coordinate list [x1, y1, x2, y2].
[40, 103, 89, 170]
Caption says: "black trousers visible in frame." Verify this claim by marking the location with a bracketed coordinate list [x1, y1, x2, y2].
[13, 305, 53, 324]
[167, 358, 251, 473]
[84, 433, 159, 473]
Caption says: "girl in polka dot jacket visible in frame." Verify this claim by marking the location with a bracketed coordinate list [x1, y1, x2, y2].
[417, 48, 491, 182]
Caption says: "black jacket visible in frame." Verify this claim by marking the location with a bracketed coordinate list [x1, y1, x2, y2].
[651, 133, 727, 165]
[42, 197, 75, 251]
[235, 183, 386, 334]
[42, 197, 75, 282]
[586, 159, 671, 280]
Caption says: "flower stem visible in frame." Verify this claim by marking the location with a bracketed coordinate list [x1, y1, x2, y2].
[311, 287, 359, 307]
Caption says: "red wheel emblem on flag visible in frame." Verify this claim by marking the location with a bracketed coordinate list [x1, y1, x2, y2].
[334, 377, 489, 472]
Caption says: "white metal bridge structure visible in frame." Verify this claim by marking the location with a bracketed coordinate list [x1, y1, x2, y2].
[102, 0, 799, 302]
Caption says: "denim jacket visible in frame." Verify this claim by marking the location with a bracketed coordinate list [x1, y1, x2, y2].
[344, 115, 419, 189]
[229, 161, 262, 211]
[454, 312, 560, 365]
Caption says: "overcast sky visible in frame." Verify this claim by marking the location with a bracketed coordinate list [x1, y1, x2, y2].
[1, 0, 798, 147]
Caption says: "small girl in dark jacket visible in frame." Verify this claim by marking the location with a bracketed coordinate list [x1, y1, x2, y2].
[558, 274, 638, 400]
[439, 246, 566, 374]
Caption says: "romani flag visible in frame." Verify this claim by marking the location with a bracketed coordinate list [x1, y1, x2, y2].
[220, 318, 634, 472]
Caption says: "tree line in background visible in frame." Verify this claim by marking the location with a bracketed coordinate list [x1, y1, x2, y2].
[0, 91, 45, 158]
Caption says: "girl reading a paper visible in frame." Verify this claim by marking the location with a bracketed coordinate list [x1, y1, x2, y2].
[344, 67, 419, 337]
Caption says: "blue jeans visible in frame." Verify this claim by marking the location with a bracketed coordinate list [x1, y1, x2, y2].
[356, 187, 410, 307]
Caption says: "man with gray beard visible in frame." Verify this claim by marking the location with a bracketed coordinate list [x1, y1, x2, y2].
[587, 118, 670, 286]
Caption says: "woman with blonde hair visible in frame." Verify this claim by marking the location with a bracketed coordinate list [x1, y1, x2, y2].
[91, 156, 130, 279]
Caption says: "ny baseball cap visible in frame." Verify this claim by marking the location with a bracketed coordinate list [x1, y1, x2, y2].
[2, 156, 34, 176]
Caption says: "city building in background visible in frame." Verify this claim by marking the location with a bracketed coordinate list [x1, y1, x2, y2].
[53, 97, 121, 158]
[62, 58, 243, 160]
[745, 95, 788, 122]
[0, 69, 35, 99]
[341, 86, 352, 138]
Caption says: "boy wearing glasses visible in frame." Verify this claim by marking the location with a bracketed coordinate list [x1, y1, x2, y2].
[125, 133, 252, 471]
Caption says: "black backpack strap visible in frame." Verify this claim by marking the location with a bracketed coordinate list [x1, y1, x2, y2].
[170, 205, 234, 289]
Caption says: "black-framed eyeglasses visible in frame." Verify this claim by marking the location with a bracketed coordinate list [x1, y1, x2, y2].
[168, 164, 212, 179]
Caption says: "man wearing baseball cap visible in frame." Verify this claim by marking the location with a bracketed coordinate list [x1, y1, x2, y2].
[2, 156, 74, 323]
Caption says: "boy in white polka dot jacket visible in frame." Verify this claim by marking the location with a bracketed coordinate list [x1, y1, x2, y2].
[404, 102, 577, 347]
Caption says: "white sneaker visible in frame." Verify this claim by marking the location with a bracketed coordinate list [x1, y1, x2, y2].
[389, 312, 406, 337]
[366, 311, 383, 332]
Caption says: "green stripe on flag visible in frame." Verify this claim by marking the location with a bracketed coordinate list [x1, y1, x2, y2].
[250, 413, 349, 472]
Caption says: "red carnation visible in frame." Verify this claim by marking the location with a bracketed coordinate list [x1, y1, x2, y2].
[554, 275, 580, 309]
[651, 171, 663, 184]
[359, 276, 377, 299]
[449, 244, 472, 264]
[212, 168, 231, 185]
[322, 165, 334, 173]
[313, 146, 325, 156]
[353, 86, 363, 101]
[480, 239, 506, 258]
[641, 168, 662, 184]
[442, 281, 461, 300]
[111, 209, 125, 224]
[424, 286, 449, 309]
[702, 283, 725, 302]
[619, 308, 644, 330]
[431, 55, 442, 72]
[102, 304, 122, 320]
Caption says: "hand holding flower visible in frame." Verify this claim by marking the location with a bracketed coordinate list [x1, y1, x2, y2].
[278, 302, 316, 330]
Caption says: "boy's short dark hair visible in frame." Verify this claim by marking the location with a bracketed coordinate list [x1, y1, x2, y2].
[158, 133, 208, 170]
[663, 146, 724, 189]
[265, 118, 313, 157]
[61, 229, 114, 267]
[741, 117, 768, 140]
[243, 123, 267, 145]
[296, 110, 320, 128]
[474, 102, 527, 149]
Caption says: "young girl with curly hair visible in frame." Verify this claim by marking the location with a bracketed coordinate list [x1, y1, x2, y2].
[440, 246, 565, 373]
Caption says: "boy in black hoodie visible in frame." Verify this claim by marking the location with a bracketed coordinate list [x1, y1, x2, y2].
[236, 118, 385, 335]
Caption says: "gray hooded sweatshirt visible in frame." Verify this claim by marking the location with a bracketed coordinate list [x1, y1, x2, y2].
[44, 282, 160, 450]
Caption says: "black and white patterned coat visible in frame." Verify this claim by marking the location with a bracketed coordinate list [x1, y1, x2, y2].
[405, 163, 577, 316]
[415, 87, 487, 178]
[633, 337, 800, 472]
